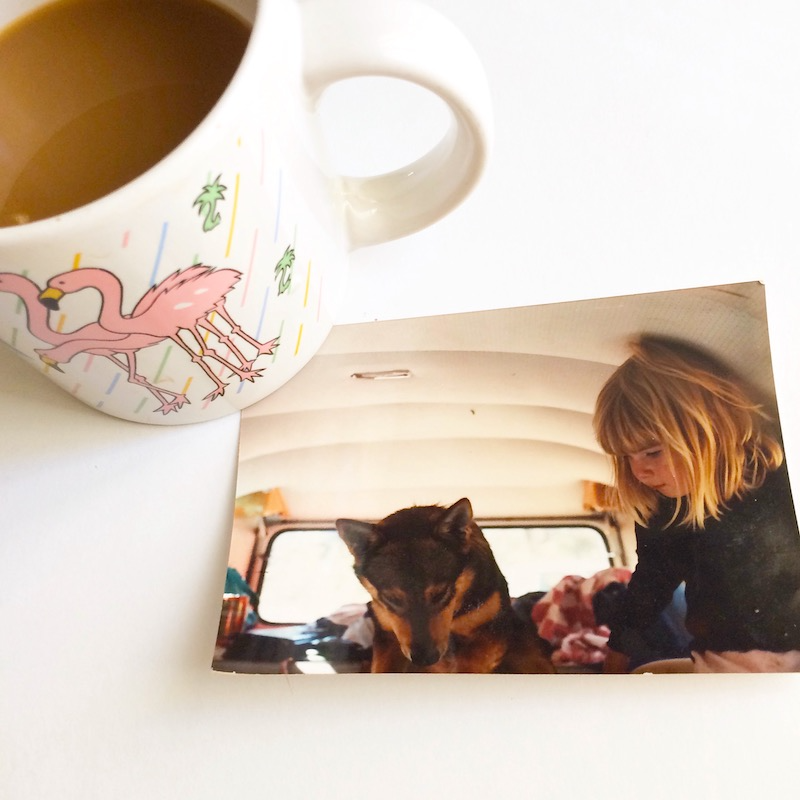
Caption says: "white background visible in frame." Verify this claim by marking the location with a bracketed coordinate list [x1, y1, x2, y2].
[3, 1, 800, 797]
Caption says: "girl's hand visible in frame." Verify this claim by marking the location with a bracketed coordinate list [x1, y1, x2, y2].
[603, 649, 630, 674]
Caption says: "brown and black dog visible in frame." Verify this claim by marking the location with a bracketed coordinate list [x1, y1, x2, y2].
[336, 498, 554, 673]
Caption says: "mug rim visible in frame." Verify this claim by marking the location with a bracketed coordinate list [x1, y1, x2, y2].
[0, 0, 265, 243]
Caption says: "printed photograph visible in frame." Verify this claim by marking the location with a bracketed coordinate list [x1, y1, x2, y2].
[212, 281, 800, 674]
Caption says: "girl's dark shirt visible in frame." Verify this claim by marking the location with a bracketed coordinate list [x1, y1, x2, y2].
[608, 463, 800, 654]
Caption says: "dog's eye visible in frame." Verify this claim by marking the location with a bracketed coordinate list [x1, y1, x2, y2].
[427, 587, 452, 607]
[379, 592, 407, 613]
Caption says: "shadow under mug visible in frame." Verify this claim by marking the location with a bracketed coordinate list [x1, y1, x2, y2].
[0, 0, 492, 425]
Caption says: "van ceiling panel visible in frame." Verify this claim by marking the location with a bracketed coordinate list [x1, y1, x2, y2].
[238, 282, 774, 521]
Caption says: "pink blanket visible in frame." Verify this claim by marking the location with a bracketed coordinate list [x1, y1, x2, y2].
[532, 568, 632, 666]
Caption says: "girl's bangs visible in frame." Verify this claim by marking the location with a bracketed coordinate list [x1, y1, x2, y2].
[599, 391, 662, 457]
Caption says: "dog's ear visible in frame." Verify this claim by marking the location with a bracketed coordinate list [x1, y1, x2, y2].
[336, 519, 379, 561]
[435, 498, 474, 550]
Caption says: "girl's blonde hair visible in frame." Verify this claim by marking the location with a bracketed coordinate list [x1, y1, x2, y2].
[593, 336, 783, 528]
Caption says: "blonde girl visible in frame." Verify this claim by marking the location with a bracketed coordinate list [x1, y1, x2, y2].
[593, 337, 800, 673]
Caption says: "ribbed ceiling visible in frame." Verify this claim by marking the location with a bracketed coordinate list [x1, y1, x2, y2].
[238, 281, 774, 520]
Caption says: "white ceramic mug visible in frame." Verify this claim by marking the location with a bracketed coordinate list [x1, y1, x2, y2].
[0, 0, 491, 424]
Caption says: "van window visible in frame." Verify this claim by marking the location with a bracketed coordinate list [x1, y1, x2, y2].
[258, 523, 612, 624]
[260, 529, 370, 623]
[481, 526, 612, 598]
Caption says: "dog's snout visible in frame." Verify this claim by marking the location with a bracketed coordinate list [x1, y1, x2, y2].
[409, 643, 442, 667]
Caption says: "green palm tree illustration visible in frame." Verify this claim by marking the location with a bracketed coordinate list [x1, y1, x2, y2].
[193, 175, 227, 232]
[274, 246, 295, 295]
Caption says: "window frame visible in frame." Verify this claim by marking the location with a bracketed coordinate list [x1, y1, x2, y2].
[255, 514, 622, 626]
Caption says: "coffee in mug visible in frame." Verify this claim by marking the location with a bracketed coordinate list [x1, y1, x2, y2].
[0, 0, 251, 226]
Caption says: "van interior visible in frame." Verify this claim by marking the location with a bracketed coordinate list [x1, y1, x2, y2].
[213, 280, 777, 673]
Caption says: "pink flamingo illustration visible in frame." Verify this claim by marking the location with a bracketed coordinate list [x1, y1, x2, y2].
[0, 273, 190, 413]
[39, 265, 280, 401]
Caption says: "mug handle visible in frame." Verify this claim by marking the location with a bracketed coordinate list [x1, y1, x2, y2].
[301, 0, 492, 249]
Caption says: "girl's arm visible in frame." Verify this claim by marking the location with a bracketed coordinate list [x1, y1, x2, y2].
[605, 526, 689, 654]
